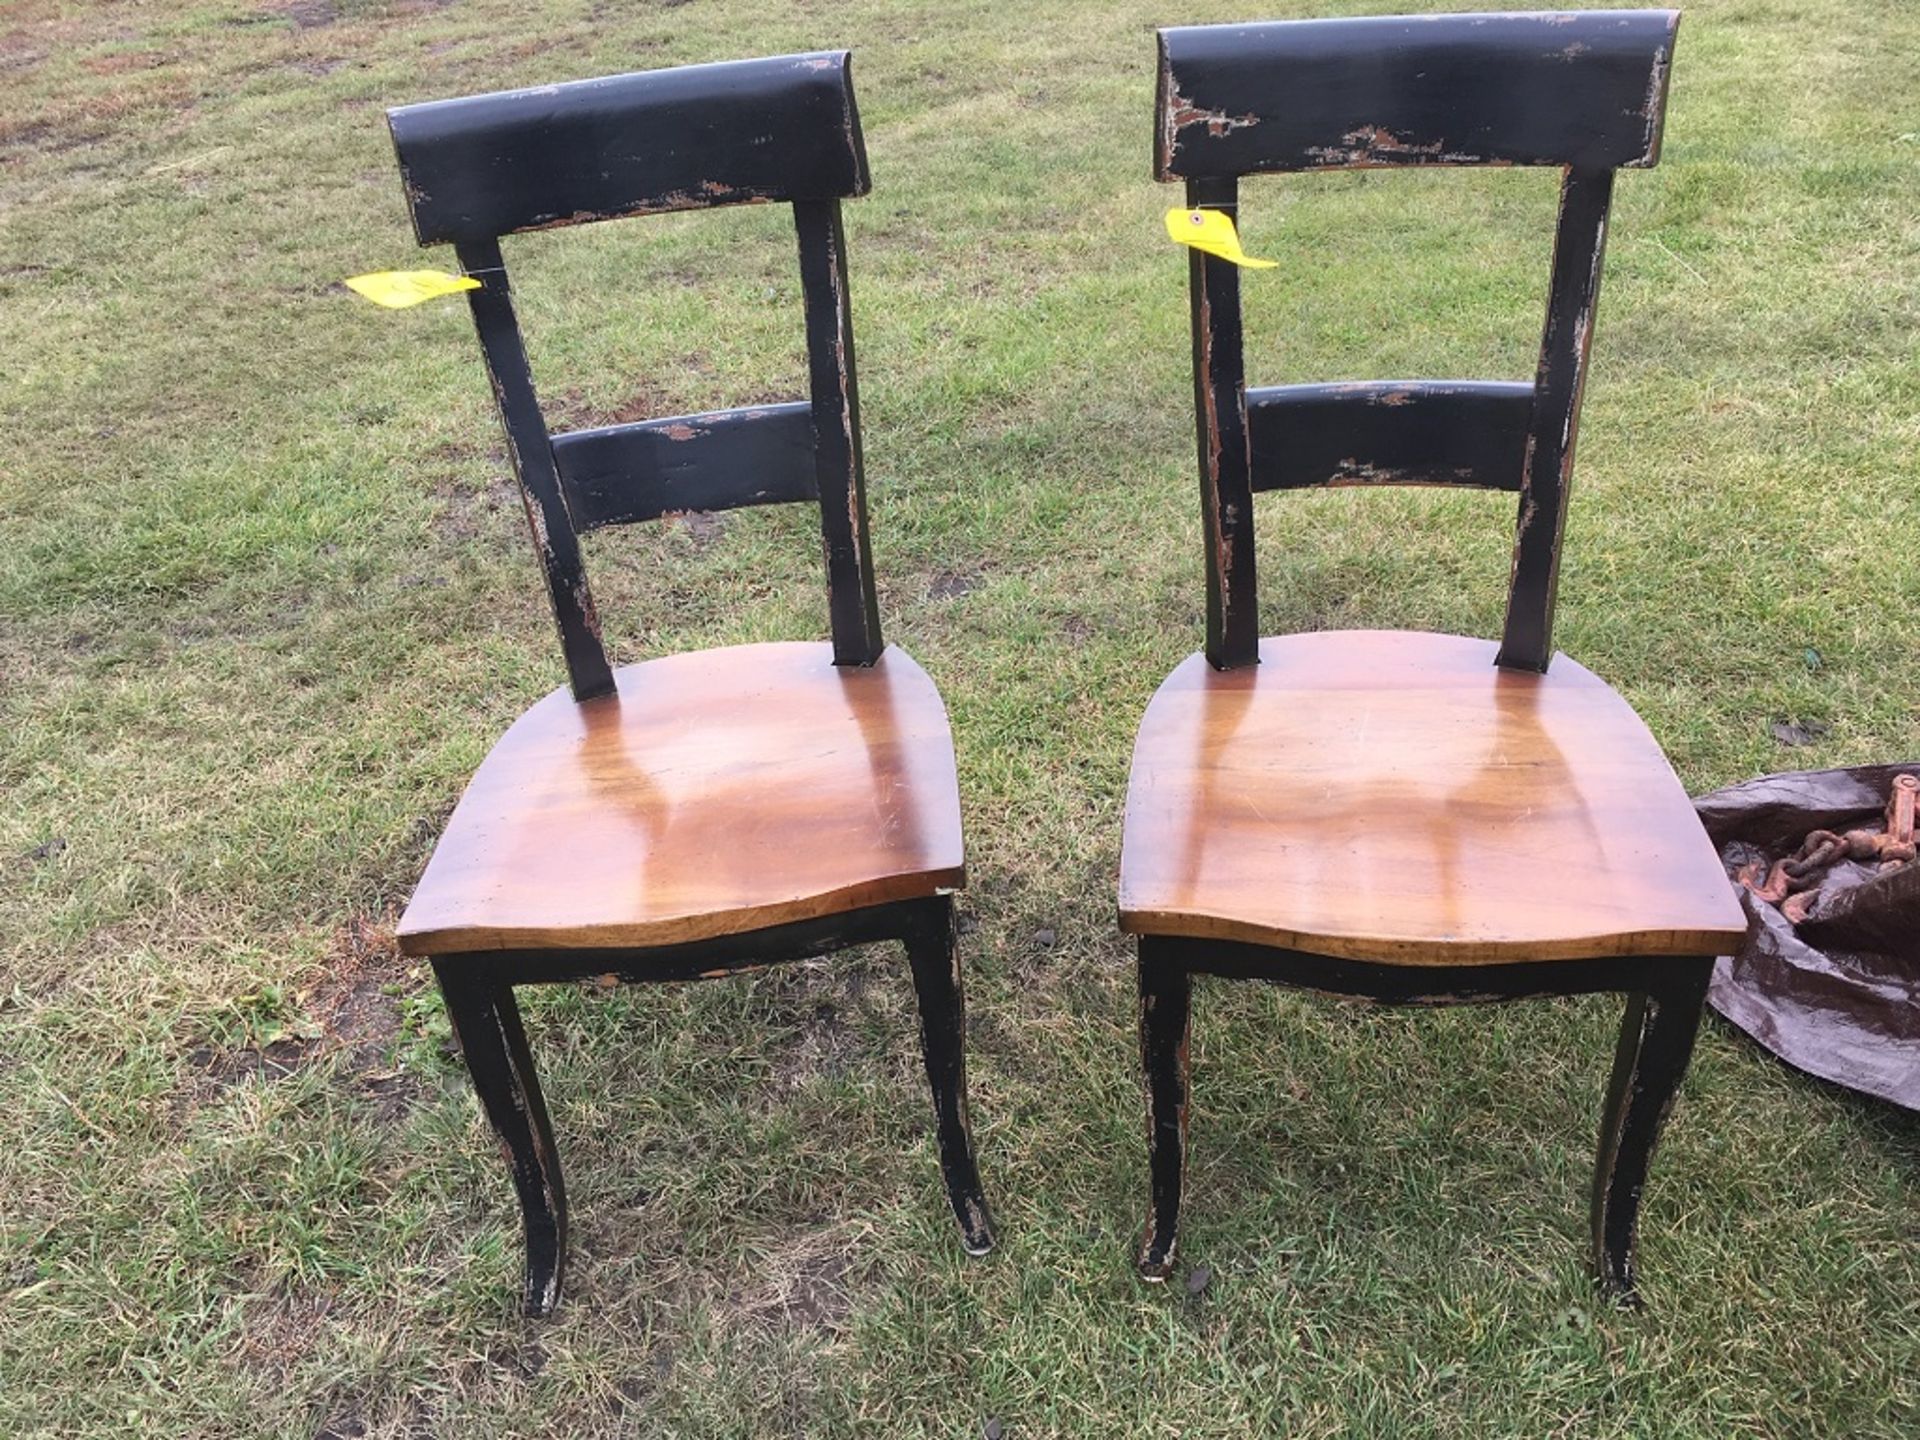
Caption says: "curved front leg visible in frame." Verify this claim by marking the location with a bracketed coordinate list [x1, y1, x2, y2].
[436, 964, 568, 1316]
[902, 898, 994, 1255]
[1137, 940, 1192, 1281]
[1591, 964, 1710, 1306]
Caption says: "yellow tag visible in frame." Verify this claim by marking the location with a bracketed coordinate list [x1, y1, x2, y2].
[343, 269, 482, 308]
[1164, 208, 1277, 269]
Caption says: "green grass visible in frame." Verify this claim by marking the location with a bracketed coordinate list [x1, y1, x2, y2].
[2, 0, 1918, 1434]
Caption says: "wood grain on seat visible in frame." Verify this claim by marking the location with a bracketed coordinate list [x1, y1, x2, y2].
[1119, 630, 1747, 965]
[399, 642, 964, 957]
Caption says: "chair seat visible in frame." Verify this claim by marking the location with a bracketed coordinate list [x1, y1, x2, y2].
[1119, 630, 1748, 965]
[398, 642, 965, 957]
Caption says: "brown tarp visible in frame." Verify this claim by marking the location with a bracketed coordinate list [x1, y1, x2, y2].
[1694, 763, 1920, 1112]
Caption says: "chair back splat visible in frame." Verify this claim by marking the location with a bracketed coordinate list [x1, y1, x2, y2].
[1154, 10, 1679, 672]
[387, 53, 882, 701]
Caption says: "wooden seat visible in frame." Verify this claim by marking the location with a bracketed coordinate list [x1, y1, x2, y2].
[1121, 630, 1746, 965]
[1129, 12, 1737, 1306]
[381, 52, 992, 1317]
[398, 642, 964, 957]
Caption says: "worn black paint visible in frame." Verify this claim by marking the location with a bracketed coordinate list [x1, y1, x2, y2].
[1134, 936, 1712, 1300]
[388, 53, 870, 245]
[391, 57, 985, 1315]
[906, 902, 995, 1254]
[551, 403, 818, 531]
[1137, 947, 1192, 1281]
[435, 968, 569, 1315]
[1593, 970, 1710, 1304]
[1248, 380, 1532, 493]
[455, 238, 613, 702]
[435, 897, 993, 1316]
[1170, 939, 1704, 1002]
[1142, 10, 1700, 1304]
[1496, 167, 1615, 671]
[794, 198, 884, 666]
[1159, 14, 1672, 677]
[1155, 11, 1678, 180]
[1186, 176, 1260, 671]
[388, 53, 894, 688]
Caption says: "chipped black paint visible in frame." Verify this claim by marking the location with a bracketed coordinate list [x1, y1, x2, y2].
[1157, 15, 1672, 678]
[1185, 176, 1259, 672]
[1592, 971, 1710, 1306]
[387, 53, 893, 689]
[388, 53, 871, 245]
[435, 966, 570, 1316]
[795, 198, 884, 666]
[455, 238, 613, 702]
[1155, 11, 1679, 180]
[1497, 168, 1615, 672]
[551, 402, 818, 531]
[1133, 936, 1713, 1303]
[1141, 16, 1702, 1302]
[438, 897, 994, 1316]
[1137, 944, 1192, 1280]
[1248, 380, 1533, 493]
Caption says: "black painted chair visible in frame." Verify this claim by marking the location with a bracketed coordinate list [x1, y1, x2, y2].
[383, 54, 992, 1315]
[1121, 11, 1747, 1304]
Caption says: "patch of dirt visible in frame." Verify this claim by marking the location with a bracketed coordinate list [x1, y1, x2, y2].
[270, 0, 339, 28]
[184, 913, 424, 1118]
[547, 381, 684, 433]
[1771, 717, 1832, 748]
[928, 568, 984, 602]
[0, 117, 106, 160]
[189, 1036, 315, 1089]
[667, 510, 728, 547]
[0, 78, 194, 164]
[756, 960, 895, 1096]
[80, 51, 166, 76]
[721, 1229, 863, 1334]
[18, 835, 66, 864]
[487, 1340, 548, 1380]
[312, 912, 411, 1052]
[233, 1285, 338, 1382]
[0, 261, 51, 279]
[607, 1349, 671, 1415]
[431, 469, 521, 546]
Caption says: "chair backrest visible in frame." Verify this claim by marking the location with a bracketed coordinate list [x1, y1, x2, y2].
[387, 53, 880, 702]
[1154, 10, 1679, 672]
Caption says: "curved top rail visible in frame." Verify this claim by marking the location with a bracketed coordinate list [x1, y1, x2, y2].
[1156, 11, 1679, 181]
[390, 51, 870, 245]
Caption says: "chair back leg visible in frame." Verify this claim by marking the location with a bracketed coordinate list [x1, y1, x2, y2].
[1591, 964, 1711, 1305]
[1136, 941, 1193, 1280]
[904, 898, 995, 1254]
[436, 965, 569, 1316]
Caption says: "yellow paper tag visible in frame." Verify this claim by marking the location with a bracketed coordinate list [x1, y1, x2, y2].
[1164, 208, 1276, 269]
[343, 269, 482, 308]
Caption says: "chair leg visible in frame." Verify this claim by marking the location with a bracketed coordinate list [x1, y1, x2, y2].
[903, 899, 994, 1255]
[436, 964, 568, 1317]
[1137, 940, 1192, 1281]
[1591, 968, 1709, 1307]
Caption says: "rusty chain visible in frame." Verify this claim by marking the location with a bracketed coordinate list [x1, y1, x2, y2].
[1737, 773, 1918, 925]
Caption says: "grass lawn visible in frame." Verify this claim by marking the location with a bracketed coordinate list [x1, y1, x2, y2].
[3, 0, 1917, 1434]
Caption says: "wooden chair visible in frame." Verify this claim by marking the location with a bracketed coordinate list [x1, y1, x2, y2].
[384, 53, 992, 1316]
[1122, 11, 1747, 1304]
